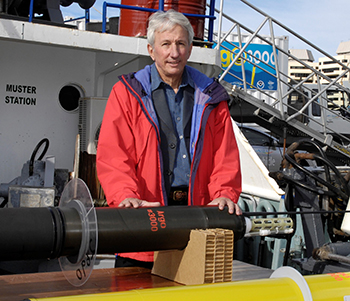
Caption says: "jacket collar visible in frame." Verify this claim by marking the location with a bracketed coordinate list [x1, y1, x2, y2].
[125, 64, 229, 106]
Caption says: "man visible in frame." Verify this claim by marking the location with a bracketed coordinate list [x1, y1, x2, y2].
[96, 10, 242, 267]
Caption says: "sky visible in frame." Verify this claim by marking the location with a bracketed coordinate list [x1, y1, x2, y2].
[60, 0, 350, 60]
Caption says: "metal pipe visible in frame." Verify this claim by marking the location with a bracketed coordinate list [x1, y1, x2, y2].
[218, 16, 269, 82]
[29, 0, 34, 22]
[207, 0, 216, 42]
[158, 0, 164, 11]
[313, 242, 350, 265]
[216, 0, 224, 48]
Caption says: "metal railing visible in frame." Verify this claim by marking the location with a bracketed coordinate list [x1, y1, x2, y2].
[101, 0, 217, 40]
[212, 0, 350, 150]
[27, 0, 216, 41]
[63, 11, 90, 24]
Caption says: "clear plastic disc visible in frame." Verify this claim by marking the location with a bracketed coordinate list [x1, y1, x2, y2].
[58, 178, 98, 287]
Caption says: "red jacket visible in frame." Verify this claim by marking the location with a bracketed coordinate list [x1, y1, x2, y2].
[96, 65, 241, 262]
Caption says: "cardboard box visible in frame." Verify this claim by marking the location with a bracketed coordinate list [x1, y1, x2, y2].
[152, 228, 234, 285]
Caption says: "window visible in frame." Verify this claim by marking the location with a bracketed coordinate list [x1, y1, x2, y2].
[59, 85, 81, 112]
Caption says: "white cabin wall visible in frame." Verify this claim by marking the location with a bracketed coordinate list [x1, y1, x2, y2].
[93, 51, 153, 98]
[0, 40, 96, 183]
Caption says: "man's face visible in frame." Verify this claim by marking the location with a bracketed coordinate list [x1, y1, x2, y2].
[147, 25, 193, 84]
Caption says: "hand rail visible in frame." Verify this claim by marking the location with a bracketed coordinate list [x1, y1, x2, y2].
[211, 0, 350, 156]
[63, 13, 89, 24]
[102, 3, 158, 34]
[27, 0, 216, 42]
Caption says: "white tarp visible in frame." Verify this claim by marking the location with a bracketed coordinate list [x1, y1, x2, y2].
[232, 119, 285, 201]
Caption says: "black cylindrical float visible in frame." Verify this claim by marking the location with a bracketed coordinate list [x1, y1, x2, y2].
[0, 206, 246, 261]
[0, 207, 81, 260]
[96, 206, 246, 254]
[0, 207, 61, 260]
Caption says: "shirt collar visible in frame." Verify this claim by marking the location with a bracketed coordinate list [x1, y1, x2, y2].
[151, 63, 194, 92]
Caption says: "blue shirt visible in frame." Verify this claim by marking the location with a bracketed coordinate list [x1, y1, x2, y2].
[151, 64, 194, 187]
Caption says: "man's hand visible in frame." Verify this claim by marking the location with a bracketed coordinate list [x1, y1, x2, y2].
[118, 198, 161, 209]
[207, 197, 242, 215]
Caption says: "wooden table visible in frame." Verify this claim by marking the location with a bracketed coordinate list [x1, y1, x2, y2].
[0, 261, 273, 301]
[0, 267, 182, 301]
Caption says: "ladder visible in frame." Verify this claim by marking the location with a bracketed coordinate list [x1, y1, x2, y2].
[212, 0, 350, 165]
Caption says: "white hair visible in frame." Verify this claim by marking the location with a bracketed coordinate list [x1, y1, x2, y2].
[147, 9, 194, 46]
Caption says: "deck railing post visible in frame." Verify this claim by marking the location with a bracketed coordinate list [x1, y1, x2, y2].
[159, 0, 164, 11]
[29, 0, 34, 22]
[85, 9, 90, 24]
[208, 0, 216, 42]
[102, 1, 107, 33]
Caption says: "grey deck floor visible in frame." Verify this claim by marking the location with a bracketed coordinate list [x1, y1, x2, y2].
[232, 260, 273, 281]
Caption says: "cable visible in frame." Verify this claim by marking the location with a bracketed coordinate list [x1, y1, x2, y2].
[29, 138, 49, 176]
[283, 139, 349, 202]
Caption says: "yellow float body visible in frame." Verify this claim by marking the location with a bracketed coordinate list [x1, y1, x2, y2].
[30, 267, 350, 301]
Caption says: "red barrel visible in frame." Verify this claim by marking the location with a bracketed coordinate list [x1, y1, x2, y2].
[119, 0, 206, 40]
[118, 0, 150, 37]
[148, 0, 206, 40]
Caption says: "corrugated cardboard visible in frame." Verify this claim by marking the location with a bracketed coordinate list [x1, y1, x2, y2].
[152, 228, 234, 285]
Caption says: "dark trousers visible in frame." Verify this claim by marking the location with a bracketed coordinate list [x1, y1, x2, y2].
[115, 256, 153, 269]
